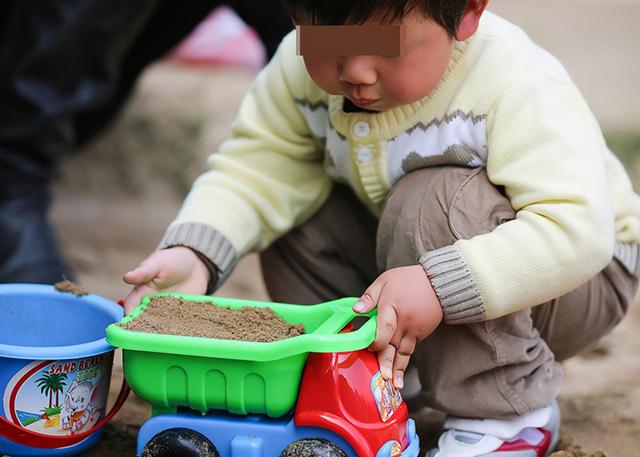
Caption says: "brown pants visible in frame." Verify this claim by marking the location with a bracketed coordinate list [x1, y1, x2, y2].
[260, 166, 638, 418]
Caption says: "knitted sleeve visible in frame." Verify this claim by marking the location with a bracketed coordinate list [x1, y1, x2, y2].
[159, 33, 333, 286]
[421, 72, 614, 323]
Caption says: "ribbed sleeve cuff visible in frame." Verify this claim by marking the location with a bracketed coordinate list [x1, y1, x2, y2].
[158, 222, 238, 291]
[613, 242, 640, 277]
[419, 245, 486, 324]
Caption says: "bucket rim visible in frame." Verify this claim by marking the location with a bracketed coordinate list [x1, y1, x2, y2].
[0, 283, 123, 360]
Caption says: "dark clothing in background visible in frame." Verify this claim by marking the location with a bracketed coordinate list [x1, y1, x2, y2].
[0, 0, 292, 283]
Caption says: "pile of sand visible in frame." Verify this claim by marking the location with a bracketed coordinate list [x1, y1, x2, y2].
[118, 295, 305, 342]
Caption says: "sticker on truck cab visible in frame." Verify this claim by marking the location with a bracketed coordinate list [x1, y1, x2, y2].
[370, 371, 403, 422]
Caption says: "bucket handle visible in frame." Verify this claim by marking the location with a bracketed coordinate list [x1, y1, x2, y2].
[0, 378, 130, 449]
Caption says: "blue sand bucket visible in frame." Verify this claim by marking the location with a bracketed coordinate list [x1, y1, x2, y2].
[0, 284, 129, 456]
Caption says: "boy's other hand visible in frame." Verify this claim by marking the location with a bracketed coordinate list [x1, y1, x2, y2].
[354, 265, 443, 389]
[122, 246, 210, 314]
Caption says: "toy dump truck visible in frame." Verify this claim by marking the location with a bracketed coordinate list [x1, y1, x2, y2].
[107, 295, 420, 457]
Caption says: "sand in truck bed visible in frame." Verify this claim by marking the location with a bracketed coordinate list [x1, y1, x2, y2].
[118, 295, 305, 342]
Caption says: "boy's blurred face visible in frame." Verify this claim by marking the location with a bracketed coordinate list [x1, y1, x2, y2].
[298, 10, 454, 112]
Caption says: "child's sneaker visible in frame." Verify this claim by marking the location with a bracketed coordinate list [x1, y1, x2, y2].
[426, 400, 560, 457]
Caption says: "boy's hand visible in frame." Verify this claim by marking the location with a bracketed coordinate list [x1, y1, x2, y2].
[122, 246, 211, 314]
[354, 265, 443, 389]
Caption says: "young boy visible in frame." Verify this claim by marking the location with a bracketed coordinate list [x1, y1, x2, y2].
[123, 1, 640, 454]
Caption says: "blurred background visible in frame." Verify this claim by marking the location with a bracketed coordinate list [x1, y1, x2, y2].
[9, 0, 638, 455]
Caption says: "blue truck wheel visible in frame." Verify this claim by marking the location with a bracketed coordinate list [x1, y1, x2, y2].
[141, 428, 220, 457]
[280, 438, 347, 457]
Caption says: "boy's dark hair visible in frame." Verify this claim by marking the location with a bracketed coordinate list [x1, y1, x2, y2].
[283, 0, 469, 37]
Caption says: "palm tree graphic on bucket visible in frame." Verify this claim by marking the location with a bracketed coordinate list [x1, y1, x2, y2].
[34, 373, 68, 428]
[35, 373, 68, 410]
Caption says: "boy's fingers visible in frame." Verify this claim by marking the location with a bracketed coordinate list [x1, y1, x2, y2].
[354, 276, 386, 313]
[122, 261, 160, 285]
[392, 336, 416, 389]
[123, 285, 154, 314]
[377, 344, 396, 380]
[369, 304, 397, 352]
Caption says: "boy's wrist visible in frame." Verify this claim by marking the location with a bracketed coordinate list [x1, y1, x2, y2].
[158, 222, 238, 291]
[189, 248, 218, 294]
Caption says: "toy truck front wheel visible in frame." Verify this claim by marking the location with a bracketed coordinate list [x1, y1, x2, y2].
[280, 438, 347, 457]
[141, 428, 221, 457]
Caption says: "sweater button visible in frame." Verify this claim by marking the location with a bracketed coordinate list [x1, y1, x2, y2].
[352, 121, 370, 138]
[357, 148, 373, 162]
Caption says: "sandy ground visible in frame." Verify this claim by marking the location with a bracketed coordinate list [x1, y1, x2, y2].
[38, 1, 640, 456]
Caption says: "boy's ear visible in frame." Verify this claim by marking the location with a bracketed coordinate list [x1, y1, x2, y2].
[456, 0, 489, 41]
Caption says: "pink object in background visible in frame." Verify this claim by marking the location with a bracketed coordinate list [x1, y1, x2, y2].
[170, 6, 266, 71]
